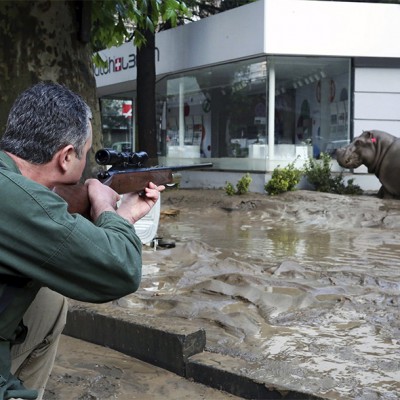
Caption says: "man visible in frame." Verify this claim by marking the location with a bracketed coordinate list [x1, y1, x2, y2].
[0, 82, 164, 400]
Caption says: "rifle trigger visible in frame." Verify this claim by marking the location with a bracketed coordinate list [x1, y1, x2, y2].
[100, 175, 114, 187]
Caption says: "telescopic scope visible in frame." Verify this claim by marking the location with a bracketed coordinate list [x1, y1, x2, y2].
[95, 149, 149, 167]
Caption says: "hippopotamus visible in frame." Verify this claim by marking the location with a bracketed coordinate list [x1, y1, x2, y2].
[336, 130, 400, 199]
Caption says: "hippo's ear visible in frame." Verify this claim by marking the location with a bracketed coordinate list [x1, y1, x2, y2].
[364, 131, 377, 143]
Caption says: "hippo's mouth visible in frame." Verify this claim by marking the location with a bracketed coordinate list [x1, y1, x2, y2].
[336, 149, 363, 169]
[337, 158, 363, 169]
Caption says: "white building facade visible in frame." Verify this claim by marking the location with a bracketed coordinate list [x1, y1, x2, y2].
[95, 0, 400, 192]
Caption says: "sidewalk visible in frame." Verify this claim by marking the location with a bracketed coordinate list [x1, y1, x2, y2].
[46, 335, 240, 400]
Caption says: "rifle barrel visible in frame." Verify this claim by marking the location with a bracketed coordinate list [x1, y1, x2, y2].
[102, 163, 213, 179]
[168, 162, 213, 171]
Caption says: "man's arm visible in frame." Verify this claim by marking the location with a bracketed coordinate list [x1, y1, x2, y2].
[1, 172, 158, 303]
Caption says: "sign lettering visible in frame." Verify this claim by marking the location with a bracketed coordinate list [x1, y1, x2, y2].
[94, 48, 160, 77]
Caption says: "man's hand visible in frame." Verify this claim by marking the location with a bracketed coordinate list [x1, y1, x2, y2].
[85, 179, 164, 224]
[116, 182, 165, 224]
[85, 179, 121, 221]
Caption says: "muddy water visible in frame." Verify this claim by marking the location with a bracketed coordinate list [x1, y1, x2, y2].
[116, 190, 400, 400]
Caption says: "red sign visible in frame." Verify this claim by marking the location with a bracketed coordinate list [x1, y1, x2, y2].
[122, 103, 132, 118]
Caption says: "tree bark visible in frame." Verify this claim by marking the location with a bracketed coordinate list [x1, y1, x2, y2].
[0, 0, 101, 177]
[136, 28, 158, 164]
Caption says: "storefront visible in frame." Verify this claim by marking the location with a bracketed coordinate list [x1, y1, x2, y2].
[95, 0, 400, 191]
[157, 56, 350, 169]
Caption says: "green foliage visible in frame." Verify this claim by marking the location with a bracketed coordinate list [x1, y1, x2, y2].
[224, 182, 236, 196]
[338, 178, 364, 195]
[265, 161, 302, 195]
[303, 153, 363, 195]
[236, 173, 252, 195]
[303, 153, 332, 192]
[91, 1, 131, 51]
[91, 0, 190, 56]
[225, 173, 252, 195]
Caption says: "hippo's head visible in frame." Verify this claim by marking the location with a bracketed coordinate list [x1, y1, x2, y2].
[336, 131, 378, 169]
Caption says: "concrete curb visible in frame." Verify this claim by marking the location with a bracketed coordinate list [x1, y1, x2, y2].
[64, 304, 206, 376]
[64, 304, 325, 399]
[187, 353, 323, 400]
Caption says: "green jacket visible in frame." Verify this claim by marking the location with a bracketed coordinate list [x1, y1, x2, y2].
[0, 151, 143, 398]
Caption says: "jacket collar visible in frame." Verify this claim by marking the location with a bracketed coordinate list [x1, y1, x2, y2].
[0, 151, 21, 174]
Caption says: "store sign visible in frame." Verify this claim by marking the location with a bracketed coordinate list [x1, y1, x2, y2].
[94, 54, 136, 77]
[122, 102, 132, 118]
[94, 47, 160, 77]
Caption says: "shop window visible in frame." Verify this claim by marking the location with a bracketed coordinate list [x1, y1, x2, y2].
[273, 56, 351, 159]
[156, 56, 350, 170]
[99, 98, 135, 152]
[157, 57, 267, 160]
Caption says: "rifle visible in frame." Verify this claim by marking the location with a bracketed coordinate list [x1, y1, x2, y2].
[54, 148, 213, 216]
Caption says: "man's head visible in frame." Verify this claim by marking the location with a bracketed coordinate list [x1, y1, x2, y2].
[0, 81, 92, 164]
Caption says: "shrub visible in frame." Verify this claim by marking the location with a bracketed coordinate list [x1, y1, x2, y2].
[303, 153, 363, 195]
[303, 152, 332, 192]
[224, 182, 236, 196]
[225, 173, 252, 195]
[265, 161, 303, 195]
[236, 173, 252, 195]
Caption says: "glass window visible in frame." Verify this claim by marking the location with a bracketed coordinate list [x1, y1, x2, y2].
[99, 98, 135, 152]
[156, 56, 350, 170]
[156, 57, 267, 161]
[272, 56, 351, 160]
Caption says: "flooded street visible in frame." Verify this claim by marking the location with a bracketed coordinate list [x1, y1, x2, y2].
[116, 189, 400, 400]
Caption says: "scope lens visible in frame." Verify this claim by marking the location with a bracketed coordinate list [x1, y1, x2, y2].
[95, 149, 114, 165]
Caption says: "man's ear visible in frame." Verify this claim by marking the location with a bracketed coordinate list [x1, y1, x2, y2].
[57, 145, 75, 173]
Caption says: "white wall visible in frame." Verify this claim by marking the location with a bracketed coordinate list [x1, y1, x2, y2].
[353, 68, 400, 136]
[156, 1, 265, 74]
[264, 0, 400, 58]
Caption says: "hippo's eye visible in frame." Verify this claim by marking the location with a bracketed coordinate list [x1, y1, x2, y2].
[354, 139, 361, 147]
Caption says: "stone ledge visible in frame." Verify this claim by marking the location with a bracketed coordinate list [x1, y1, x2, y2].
[64, 303, 206, 377]
[187, 352, 324, 400]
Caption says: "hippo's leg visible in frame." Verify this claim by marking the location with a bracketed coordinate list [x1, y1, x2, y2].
[377, 186, 385, 198]
[377, 186, 398, 199]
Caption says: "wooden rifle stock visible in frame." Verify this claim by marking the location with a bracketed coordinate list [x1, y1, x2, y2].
[54, 163, 213, 216]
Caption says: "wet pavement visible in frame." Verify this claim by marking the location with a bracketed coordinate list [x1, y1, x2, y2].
[46, 335, 241, 399]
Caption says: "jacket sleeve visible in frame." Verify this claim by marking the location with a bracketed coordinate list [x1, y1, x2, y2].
[1, 173, 143, 303]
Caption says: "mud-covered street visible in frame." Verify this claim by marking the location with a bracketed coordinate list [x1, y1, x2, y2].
[138, 189, 399, 399]
[50, 189, 400, 399]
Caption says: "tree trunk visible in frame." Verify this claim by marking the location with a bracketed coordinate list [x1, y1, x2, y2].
[0, 0, 101, 177]
[136, 28, 158, 164]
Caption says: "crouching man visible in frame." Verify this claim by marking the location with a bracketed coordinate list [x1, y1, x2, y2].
[0, 82, 164, 399]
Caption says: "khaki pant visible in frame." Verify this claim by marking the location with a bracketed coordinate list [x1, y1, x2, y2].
[10, 288, 68, 400]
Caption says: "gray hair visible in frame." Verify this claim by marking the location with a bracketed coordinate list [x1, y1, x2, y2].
[0, 81, 92, 164]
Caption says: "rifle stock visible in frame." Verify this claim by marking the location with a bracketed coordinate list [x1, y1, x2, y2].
[106, 168, 173, 194]
[53, 184, 91, 217]
[54, 161, 213, 217]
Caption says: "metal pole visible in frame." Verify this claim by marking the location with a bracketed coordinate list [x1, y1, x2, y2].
[268, 63, 275, 160]
[179, 79, 185, 148]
